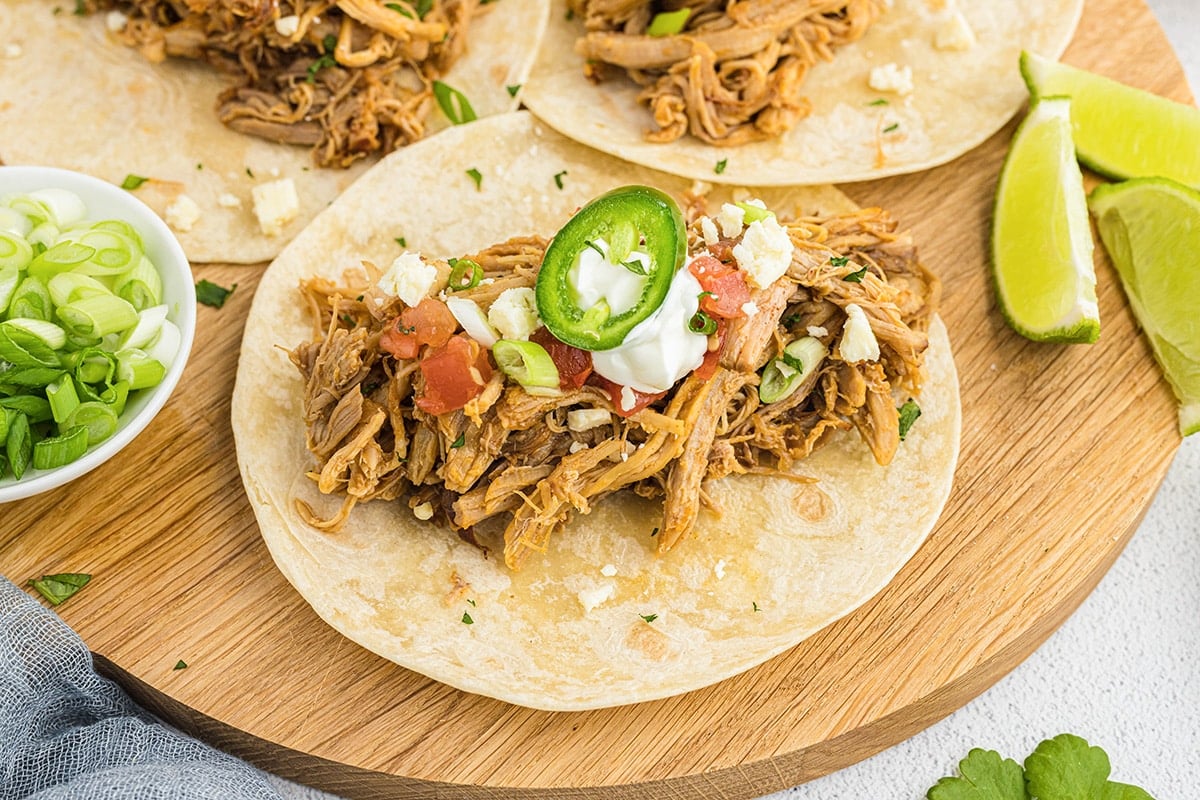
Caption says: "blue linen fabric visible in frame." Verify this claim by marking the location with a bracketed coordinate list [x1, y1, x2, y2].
[0, 575, 284, 799]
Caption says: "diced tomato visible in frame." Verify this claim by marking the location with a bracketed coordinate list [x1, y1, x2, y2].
[416, 334, 492, 415]
[379, 298, 458, 360]
[706, 238, 738, 265]
[589, 374, 665, 418]
[689, 255, 751, 319]
[530, 326, 593, 390]
[693, 321, 726, 381]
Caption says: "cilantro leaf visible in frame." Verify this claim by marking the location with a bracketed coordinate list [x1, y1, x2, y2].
[466, 167, 483, 190]
[1102, 785, 1155, 800]
[174, 660, 188, 670]
[639, 613, 658, 623]
[898, 399, 921, 440]
[196, 279, 237, 309]
[714, 158, 728, 175]
[120, 174, 149, 190]
[29, 573, 91, 605]
[927, 748, 1027, 800]
[1024, 734, 1112, 800]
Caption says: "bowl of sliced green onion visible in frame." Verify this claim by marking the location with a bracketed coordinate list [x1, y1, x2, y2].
[0, 166, 195, 502]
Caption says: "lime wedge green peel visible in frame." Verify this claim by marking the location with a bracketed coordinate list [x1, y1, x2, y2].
[1089, 177, 1200, 436]
[1021, 51, 1200, 188]
[991, 96, 1099, 344]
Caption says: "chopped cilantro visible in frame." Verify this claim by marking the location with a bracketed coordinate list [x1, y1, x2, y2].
[173, 660, 188, 670]
[897, 399, 921, 440]
[843, 264, 868, 282]
[883, 122, 901, 133]
[650, 527, 659, 537]
[73, 0, 85, 15]
[714, 158, 728, 174]
[28, 573, 91, 605]
[120, 174, 148, 190]
[433, 81, 477, 125]
[553, 170, 567, 190]
[752, 601, 760, 612]
[829, 255, 850, 267]
[467, 598, 476, 606]
[196, 163, 203, 170]
[395, 236, 407, 247]
[506, 84, 522, 97]
[466, 167, 483, 190]
[783, 313, 804, 327]
[461, 611, 474, 624]
[565, 7, 574, 19]
[639, 613, 658, 623]
[451, 432, 466, 448]
[868, 98, 889, 106]
[196, 279, 237, 309]
[245, 167, 255, 179]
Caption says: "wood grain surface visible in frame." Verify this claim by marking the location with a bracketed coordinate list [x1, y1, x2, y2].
[0, 0, 1189, 797]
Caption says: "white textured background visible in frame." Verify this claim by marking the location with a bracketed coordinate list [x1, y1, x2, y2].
[272, 2, 1200, 797]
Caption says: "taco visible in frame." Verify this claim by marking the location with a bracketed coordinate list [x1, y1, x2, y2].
[231, 111, 960, 710]
[519, 0, 1083, 185]
[0, 0, 548, 263]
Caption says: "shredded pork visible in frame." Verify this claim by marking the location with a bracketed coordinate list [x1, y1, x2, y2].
[84, 0, 482, 166]
[290, 198, 938, 570]
[570, 0, 887, 145]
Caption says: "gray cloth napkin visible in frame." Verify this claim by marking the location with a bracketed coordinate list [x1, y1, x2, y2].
[0, 575, 284, 799]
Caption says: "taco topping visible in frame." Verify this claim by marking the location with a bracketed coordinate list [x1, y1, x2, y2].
[288, 189, 938, 570]
[570, 0, 889, 145]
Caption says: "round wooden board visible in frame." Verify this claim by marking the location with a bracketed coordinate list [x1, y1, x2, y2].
[0, 0, 1188, 797]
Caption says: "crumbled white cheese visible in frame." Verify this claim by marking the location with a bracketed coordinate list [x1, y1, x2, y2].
[487, 287, 539, 341]
[601, 564, 618, 577]
[690, 180, 712, 197]
[567, 408, 611, 432]
[274, 14, 300, 37]
[732, 216, 794, 288]
[105, 10, 128, 31]
[619, 385, 637, 412]
[715, 203, 746, 238]
[250, 178, 299, 236]
[714, 559, 726, 579]
[807, 325, 829, 338]
[934, 10, 976, 51]
[868, 62, 914, 96]
[740, 301, 759, 317]
[217, 193, 242, 208]
[164, 194, 201, 232]
[577, 583, 615, 613]
[699, 216, 720, 247]
[3, 44, 22, 59]
[378, 253, 437, 307]
[839, 303, 881, 362]
[412, 502, 434, 520]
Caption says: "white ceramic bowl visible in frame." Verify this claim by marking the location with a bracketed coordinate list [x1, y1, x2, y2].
[0, 166, 195, 502]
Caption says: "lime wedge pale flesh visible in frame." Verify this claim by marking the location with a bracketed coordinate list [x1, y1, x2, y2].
[991, 96, 1099, 344]
[1089, 177, 1200, 436]
[1021, 51, 1200, 188]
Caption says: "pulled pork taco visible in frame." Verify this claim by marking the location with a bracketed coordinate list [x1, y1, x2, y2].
[0, 0, 548, 262]
[231, 111, 960, 710]
[519, 0, 1083, 185]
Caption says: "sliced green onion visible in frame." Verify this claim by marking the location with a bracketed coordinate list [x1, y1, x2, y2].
[646, 7, 690, 36]
[735, 201, 774, 224]
[0, 366, 66, 388]
[492, 339, 560, 395]
[8, 276, 53, 321]
[6, 196, 50, 226]
[47, 273, 110, 308]
[0, 406, 7, 446]
[759, 336, 827, 403]
[445, 297, 499, 347]
[447, 258, 483, 291]
[0, 207, 33, 238]
[116, 349, 166, 390]
[432, 81, 477, 125]
[0, 320, 62, 366]
[32, 424, 88, 470]
[99, 380, 130, 416]
[26, 189, 87, 227]
[91, 219, 145, 249]
[0, 231, 34, 271]
[113, 256, 162, 310]
[27, 240, 96, 281]
[74, 228, 142, 276]
[142, 319, 181, 369]
[56, 294, 139, 338]
[0, 395, 53, 423]
[26, 222, 59, 252]
[116, 304, 168, 351]
[46, 374, 80, 423]
[71, 348, 117, 385]
[64, 401, 119, 445]
[688, 310, 717, 335]
[0, 266, 22, 316]
[5, 410, 31, 479]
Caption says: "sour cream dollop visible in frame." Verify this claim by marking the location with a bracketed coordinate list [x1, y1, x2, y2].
[568, 238, 650, 316]
[590, 264, 709, 394]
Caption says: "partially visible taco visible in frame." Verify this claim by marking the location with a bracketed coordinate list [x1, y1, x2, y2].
[520, 0, 1082, 185]
[231, 111, 960, 710]
[0, 0, 548, 262]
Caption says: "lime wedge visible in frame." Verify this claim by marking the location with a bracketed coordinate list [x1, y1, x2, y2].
[1089, 177, 1200, 436]
[991, 96, 1099, 344]
[1021, 51, 1200, 187]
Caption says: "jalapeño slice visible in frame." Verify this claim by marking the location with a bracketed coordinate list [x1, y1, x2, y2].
[535, 185, 686, 351]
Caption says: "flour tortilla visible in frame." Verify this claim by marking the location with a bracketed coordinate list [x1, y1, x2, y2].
[520, 0, 1083, 186]
[0, 0, 548, 263]
[231, 111, 961, 710]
